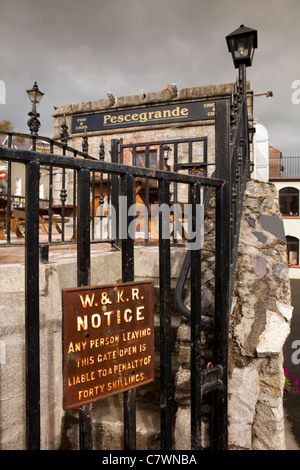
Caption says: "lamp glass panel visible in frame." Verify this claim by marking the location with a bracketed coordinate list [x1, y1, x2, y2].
[231, 36, 253, 59]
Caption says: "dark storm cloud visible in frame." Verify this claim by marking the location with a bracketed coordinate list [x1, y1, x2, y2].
[0, 0, 300, 155]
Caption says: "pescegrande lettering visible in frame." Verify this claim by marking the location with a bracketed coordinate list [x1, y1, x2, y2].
[103, 106, 188, 126]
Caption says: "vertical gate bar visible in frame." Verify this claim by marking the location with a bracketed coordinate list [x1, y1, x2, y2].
[111, 139, 120, 246]
[173, 143, 178, 244]
[25, 160, 41, 450]
[61, 168, 66, 242]
[31, 136, 36, 151]
[77, 168, 91, 286]
[158, 178, 172, 450]
[188, 141, 193, 165]
[119, 144, 124, 164]
[91, 171, 95, 240]
[121, 173, 136, 450]
[121, 176, 135, 276]
[132, 145, 137, 166]
[173, 142, 179, 244]
[239, 64, 249, 176]
[107, 173, 111, 240]
[77, 167, 92, 450]
[173, 142, 178, 172]
[48, 166, 53, 244]
[203, 138, 208, 177]
[6, 160, 11, 243]
[7, 135, 12, 243]
[214, 182, 229, 450]
[159, 143, 164, 170]
[144, 145, 150, 243]
[73, 169, 77, 241]
[214, 99, 231, 450]
[190, 183, 202, 450]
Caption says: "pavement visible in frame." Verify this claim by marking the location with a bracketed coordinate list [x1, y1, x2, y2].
[285, 410, 300, 450]
[0, 240, 114, 264]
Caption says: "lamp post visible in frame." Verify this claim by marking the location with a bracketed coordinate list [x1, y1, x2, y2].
[226, 24, 257, 69]
[27, 82, 44, 144]
[226, 23, 258, 99]
[226, 25, 257, 176]
[163, 144, 171, 171]
[226, 23, 257, 98]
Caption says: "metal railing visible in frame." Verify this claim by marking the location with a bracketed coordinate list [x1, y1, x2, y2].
[0, 138, 230, 451]
[270, 156, 300, 178]
[0, 131, 214, 257]
[0, 67, 251, 451]
[0, 130, 118, 256]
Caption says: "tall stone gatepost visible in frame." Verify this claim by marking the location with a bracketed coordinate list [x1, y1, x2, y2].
[174, 179, 293, 450]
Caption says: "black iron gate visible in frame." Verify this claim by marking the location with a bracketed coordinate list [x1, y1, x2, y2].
[0, 140, 227, 451]
[111, 137, 212, 247]
[0, 75, 250, 451]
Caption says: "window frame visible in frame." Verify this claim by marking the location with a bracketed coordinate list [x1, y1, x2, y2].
[279, 187, 299, 216]
[134, 149, 158, 170]
[286, 235, 299, 266]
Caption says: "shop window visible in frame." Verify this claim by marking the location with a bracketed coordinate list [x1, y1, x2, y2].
[135, 150, 158, 169]
[279, 187, 299, 216]
[287, 236, 299, 266]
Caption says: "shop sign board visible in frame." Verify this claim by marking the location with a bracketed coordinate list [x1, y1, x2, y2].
[71, 100, 215, 133]
[62, 281, 154, 409]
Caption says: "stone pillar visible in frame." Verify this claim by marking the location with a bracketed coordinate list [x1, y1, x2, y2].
[229, 179, 293, 450]
[174, 179, 293, 450]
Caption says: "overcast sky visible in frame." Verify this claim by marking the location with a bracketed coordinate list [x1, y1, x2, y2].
[0, 0, 300, 155]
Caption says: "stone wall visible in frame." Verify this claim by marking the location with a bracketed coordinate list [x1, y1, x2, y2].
[229, 179, 293, 450]
[0, 250, 122, 449]
[174, 179, 293, 450]
[0, 247, 186, 450]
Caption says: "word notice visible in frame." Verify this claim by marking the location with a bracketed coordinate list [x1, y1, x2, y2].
[62, 281, 154, 409]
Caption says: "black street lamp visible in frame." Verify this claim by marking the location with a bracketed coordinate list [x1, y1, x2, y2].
[27, 81, 44, 137]
[226, 24, 257, 69]
[226, 25, 257, 177]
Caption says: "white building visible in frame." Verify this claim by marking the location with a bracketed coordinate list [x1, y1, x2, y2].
[253, 122, 269, 183]
[267, 135, 300, 280]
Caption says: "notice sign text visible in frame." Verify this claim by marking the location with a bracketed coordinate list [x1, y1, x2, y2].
[62, 281, 154, 409]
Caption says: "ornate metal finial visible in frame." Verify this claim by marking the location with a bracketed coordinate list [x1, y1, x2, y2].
[99, 138, 105, 161]
[27, 111, 41, 136]
[82, 128, 88, 154]
[60, 187, 67, 203]
[60, 114, 69, 145]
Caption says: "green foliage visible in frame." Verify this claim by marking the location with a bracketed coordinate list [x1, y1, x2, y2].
[0, 119, 14, 132]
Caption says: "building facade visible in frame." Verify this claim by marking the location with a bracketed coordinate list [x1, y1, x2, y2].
[269, 143, 300, 279]
[51, 82, 254, 242]
[52, 82, 254, 170]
